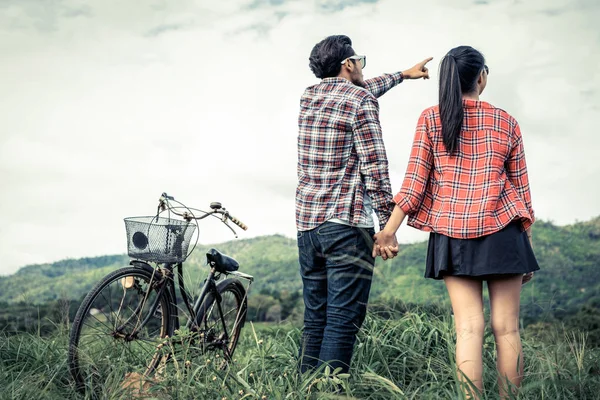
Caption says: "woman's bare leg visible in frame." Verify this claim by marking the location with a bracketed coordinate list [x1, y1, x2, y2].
[444, 276, 485, 399]
[488, 275, 524, 399]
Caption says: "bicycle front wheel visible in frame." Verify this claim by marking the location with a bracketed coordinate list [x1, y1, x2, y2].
[68, 265, 174, 393]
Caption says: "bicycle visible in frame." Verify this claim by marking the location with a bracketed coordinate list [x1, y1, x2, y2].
[68, 193, 254, 393]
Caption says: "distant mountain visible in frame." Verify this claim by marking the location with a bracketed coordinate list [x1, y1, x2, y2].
[1, 218, 599, 325]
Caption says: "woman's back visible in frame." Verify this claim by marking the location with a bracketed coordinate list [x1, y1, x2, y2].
[394, 97, 533, 238]
[427, 99, 516, 173]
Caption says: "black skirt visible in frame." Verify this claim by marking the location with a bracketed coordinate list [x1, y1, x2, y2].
[425, 221, 540, 280]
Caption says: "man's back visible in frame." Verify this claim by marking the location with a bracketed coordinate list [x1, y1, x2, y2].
[296, 77, 376, 231]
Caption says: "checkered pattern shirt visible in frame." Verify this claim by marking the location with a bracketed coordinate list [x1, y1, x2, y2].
[394, 99, 535, 238]
[296, 72, 404, 231]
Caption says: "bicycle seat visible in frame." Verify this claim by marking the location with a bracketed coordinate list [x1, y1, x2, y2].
[206, 248, 239, 273]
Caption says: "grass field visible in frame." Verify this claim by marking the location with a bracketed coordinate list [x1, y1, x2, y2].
[1, 305, 599, 400]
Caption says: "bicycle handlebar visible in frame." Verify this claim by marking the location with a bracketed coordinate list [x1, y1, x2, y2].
[228, 214, 248, 231]
[158, 193, 248, 231]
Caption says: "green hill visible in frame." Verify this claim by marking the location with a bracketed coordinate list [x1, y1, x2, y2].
[1, 217, 599, 332]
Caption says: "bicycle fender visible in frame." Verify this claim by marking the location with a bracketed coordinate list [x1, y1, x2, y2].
[129, 260, 155, 274]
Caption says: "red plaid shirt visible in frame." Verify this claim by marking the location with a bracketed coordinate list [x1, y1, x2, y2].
[394, 99, 535, 238]
[296, 72, 404, 231]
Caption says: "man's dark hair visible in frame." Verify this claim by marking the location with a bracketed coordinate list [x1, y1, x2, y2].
[309, 35, 355, 79]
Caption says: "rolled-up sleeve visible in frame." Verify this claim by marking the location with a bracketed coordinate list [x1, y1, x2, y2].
[506, 122, 535, 227]
[394, 111, 433, 214]
[364, 72, 404, 98]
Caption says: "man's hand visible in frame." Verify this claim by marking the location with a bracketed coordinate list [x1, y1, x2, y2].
[373, 230, 399, 260]
[402, 57, 434, 80]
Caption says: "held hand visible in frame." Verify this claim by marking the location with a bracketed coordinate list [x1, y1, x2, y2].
[372, 231, 399, 260]
[522, 272, 534, 285]
[402, 57, 434, 80]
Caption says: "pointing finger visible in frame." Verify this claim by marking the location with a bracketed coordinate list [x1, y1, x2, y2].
[420, 57, 434, 66]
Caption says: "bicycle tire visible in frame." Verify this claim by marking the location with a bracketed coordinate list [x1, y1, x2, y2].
[195, 278, 247, 361]
[68, 265, 175, 393]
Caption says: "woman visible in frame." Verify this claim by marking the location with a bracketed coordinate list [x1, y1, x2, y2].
[374, 46, 539, 399]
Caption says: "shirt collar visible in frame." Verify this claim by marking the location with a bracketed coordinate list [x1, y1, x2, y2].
[463, 98, 492, 109]
[322, 77, 352, 85]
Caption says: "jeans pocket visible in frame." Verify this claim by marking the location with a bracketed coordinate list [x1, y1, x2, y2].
[297, 231, 306, 247]
[318, 225, 360, 266]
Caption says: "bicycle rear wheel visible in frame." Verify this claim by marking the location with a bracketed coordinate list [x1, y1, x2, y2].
[195, 278, 247, 361]
[68, 265, 174, 393]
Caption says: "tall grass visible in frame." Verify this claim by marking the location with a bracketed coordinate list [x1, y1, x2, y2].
[1, 307, 599, 399]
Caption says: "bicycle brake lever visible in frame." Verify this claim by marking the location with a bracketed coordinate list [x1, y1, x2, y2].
[161, 192, 174, 201]
[222, 220, 238, 238]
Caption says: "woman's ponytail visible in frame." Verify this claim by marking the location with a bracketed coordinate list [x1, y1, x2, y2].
[438, 46, 486, 155]
[439, 54, 464, 155]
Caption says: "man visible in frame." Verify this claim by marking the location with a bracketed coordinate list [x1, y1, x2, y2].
[296, 34, 432, 373]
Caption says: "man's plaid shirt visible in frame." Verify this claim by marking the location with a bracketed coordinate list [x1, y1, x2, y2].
[296, 72, 404, 231]
[394, 99, 535, 238]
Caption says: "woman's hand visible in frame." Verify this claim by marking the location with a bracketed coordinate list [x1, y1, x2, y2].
[372, 205, 406, 260]
[522, 272, 534, 285]
[373, 230, 399, 260]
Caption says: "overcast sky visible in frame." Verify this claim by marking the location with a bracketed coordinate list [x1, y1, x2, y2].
[1, 0, 598, 275]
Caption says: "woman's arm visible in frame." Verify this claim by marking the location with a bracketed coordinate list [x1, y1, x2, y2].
[506, 121, 535, 229]
[373, 111, 433, 259]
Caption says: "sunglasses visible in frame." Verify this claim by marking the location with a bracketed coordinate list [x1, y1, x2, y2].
[341, 55, 366, 69]
[483, 65, 489, 75]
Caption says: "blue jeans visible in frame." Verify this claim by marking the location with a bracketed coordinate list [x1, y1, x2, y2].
[297, 221, 376, 373]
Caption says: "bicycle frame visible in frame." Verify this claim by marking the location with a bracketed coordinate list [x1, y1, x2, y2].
[124, 259, 251, 351]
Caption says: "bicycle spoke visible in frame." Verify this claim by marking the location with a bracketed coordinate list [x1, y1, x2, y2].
[81, 321, 112, 337]
[86, 312, 113, 331]
[105, 282, 117, 330]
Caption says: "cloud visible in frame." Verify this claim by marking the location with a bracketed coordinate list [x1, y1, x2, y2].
[317, 0, 379, 12]
[246, 0, 287, 9]
[0, 0, 599, 275]
[144, 22, 190, 37]
[62, 5, 92, 18]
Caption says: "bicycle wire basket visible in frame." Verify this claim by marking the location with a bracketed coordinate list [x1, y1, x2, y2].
[124, 216, 197, 263]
